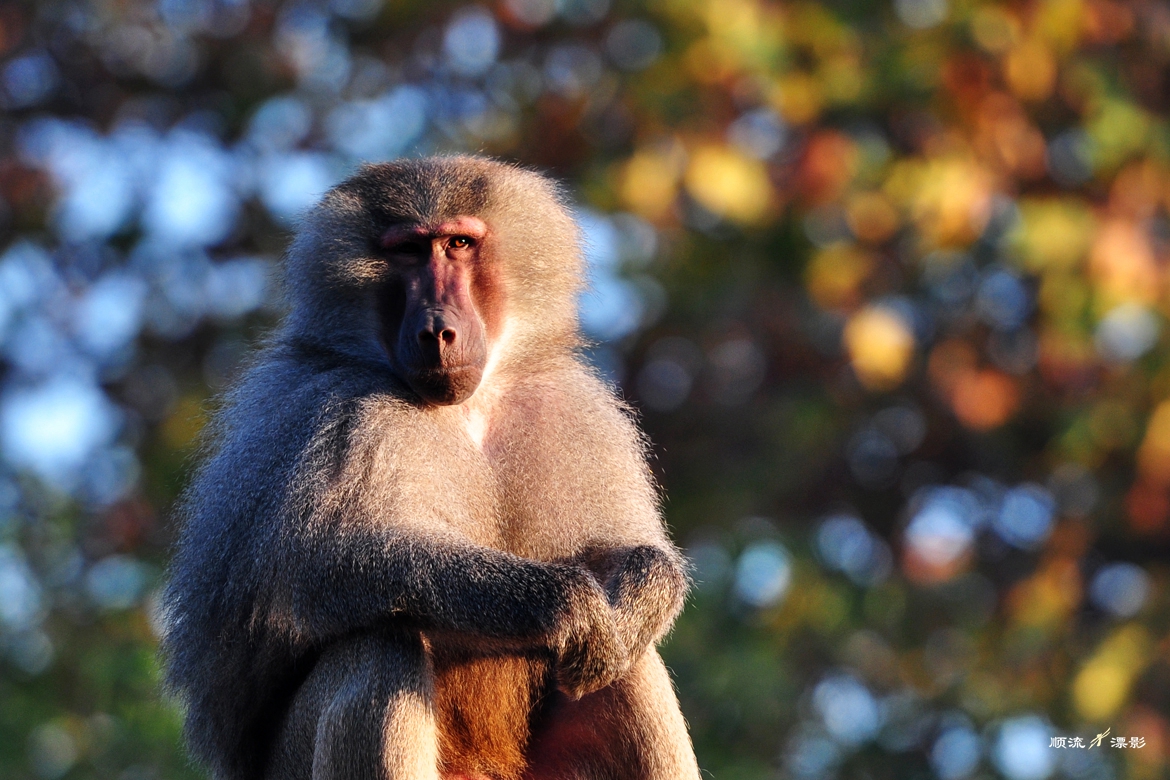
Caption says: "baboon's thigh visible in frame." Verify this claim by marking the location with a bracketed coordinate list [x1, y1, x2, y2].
[265, 628, 440, 780]
[522, 651, 700, 780]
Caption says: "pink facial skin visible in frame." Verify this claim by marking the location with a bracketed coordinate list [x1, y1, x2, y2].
[376, 215, 500, 406]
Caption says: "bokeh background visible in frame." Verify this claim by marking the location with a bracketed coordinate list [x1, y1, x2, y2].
[0, 0, 1168, 778]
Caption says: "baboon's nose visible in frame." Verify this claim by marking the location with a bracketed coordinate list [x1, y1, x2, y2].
[419, 328, 456, 346]
[417, 319, 457, 351]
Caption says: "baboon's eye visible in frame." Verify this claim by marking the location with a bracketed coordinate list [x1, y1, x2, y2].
[449, 236, 474, 249]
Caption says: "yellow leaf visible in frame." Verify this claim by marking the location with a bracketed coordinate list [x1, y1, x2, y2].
[1073, 625, 1152, 722]
[844, 306, 916, 390]
[684, 145, 773, 224]
[1011, 199, 1097, 272]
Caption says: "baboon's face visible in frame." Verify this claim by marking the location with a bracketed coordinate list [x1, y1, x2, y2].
[377, 216, 506, 405]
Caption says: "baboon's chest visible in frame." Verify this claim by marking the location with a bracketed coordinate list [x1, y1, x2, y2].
[375, 387, 594, 554]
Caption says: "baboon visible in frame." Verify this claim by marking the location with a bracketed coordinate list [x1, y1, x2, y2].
[161, 156, 700, 780]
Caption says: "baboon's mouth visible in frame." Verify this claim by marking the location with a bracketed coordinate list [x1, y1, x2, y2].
[405, 364, 484, 406]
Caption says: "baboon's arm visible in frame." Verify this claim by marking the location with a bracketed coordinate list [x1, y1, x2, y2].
[266, 528, 628, 698]
[579, 545, 690, 657]
[274, 530, 609, 646]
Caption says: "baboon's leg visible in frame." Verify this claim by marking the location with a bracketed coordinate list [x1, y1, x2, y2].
[266, 628, 440, 780]
[523, 650, 700, 780]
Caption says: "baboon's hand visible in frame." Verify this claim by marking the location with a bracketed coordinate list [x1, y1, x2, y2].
[552, 566, 629, 699]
